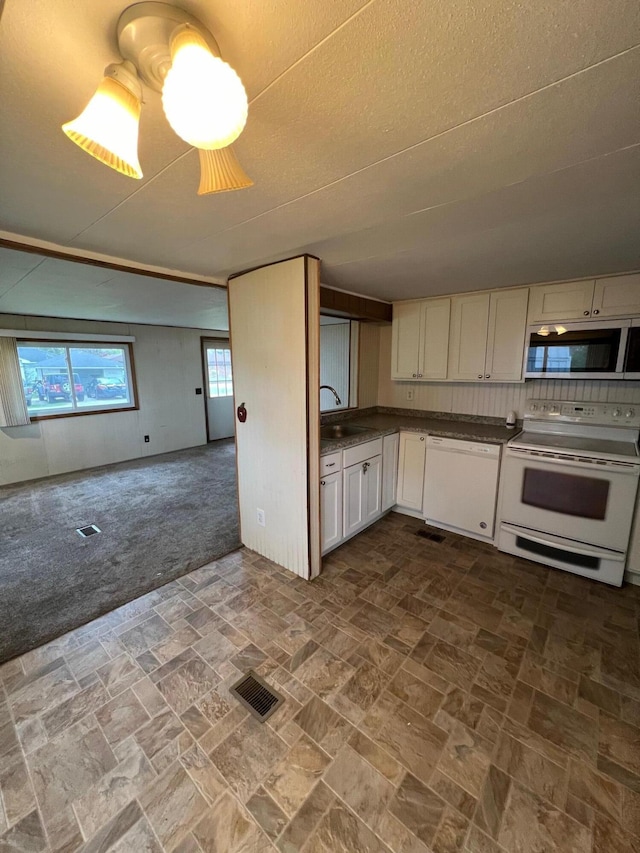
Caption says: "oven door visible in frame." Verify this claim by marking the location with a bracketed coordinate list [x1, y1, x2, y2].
[500, 448, 639, 551]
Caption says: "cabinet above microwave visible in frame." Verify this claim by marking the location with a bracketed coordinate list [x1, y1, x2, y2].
[525, 320, 630, 380]
[528, 275, 640, 324]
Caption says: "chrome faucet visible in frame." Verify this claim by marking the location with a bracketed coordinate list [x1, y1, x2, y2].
[320, 385, 342, 406]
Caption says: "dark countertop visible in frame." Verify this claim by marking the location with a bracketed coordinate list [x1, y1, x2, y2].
[320, 412, 517, 454]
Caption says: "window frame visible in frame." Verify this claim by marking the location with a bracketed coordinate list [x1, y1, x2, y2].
[205, 343, 233, 399]
[18, 339, 139, 421]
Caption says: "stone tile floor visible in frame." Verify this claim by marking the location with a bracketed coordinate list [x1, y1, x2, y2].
[1, 512, 639, 852]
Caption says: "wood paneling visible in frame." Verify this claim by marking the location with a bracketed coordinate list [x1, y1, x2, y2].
[229, 257, 320, 579]
[320, 287, 392, 322]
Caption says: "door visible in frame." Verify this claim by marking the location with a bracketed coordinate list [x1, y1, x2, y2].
[484, 288, 529, 381]
[382, 432, 399, 511]
[202, 339, 235, 440]
[363, 455, 382, 524]
[344, 456, 382, 536]
[391, 301, 422, 379]
[396, 432, 426, 511]
[418, 299, 450, 379]
[321, 471, 343, 554]
[528, 281, 595, 322]
[344, 461, 366, 536]
[500, 449, 639, 551]
[423, 438, 500, 537]
[592, 274, 640, 318]
[448, 293, 490, 381]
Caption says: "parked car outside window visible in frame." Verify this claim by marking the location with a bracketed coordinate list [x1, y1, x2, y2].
[36, 374, 85, 403]
[86, 376, 127, 399]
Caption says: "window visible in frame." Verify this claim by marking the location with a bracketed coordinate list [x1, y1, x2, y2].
[206, 346, 233, 397]
[18, 342, 137, 418]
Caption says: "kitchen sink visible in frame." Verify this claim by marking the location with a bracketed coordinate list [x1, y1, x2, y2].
[320, 423, 374, 440]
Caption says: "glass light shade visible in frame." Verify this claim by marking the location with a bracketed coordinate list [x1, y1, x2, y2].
[162, 27, 248, 149]
[62, 74, 143, 179]
[198, 146, 253, 195]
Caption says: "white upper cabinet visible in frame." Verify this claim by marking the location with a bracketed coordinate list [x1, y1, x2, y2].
[484, 288, 530, 382]
[528, 281, 594, 322]
[391, 301, 422, 379]
[528, 275, 640, 323]
[418, 299, 450, 380]
[448, 293, 491, 381]
[592, 274, 640, 319]
[449, 289, 528, 382]
[391, 299, 450, 380]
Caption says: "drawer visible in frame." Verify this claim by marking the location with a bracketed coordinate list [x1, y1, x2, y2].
[321, 452, 342, 475]
[342, 438, 383, 468]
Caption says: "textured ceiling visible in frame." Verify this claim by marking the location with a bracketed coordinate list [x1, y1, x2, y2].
[0, 0, 639, 314]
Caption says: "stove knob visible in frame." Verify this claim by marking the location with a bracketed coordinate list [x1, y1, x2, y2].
[626, 409, 636, 418]
[540, 404, 548, 412]
[612, 409, 621, 418]
[530, 404, 538, 412]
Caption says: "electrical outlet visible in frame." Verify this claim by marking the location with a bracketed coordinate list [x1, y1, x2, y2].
[257, 508, 266, 527]
[144, 435, 150, 442]
[406, 388, 415, 402]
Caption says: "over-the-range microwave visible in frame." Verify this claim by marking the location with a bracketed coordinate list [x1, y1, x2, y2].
[525, 318, 640, 380]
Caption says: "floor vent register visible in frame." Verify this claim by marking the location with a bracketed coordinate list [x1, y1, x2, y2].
[230, 670, 284, 722]
[416, 529, 445, 543]
[76, 524, 101, 538]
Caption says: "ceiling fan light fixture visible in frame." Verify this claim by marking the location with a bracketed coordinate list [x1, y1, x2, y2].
[162, 25, 248, 149]
[198, 146, 254, 195]
[62, 61, 143, 179]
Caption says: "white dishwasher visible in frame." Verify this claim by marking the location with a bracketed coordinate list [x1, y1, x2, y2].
[422, 436, 501, 540]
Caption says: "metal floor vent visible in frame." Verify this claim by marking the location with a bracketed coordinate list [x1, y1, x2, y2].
[77, 524, 101, 538]
[230, 670, 284, 722]
[416, 529, 445, 543]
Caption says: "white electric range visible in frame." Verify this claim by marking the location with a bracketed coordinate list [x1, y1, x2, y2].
[497, 399, 640, 586]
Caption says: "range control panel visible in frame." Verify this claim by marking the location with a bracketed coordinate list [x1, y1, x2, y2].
[525, 399, 640, 427]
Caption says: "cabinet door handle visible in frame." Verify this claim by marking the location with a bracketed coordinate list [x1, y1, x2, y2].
[583, 310, 590, 316]
[320, 480, 326, 486]
[417, 373, 423, 378]
[412, 373, 417, 378]
[420, 436, 424, 441]
[362, 462, 370, 474]
[326, 462, 336, 467]
[477, 374, 483, 379]
[485, 374, 490, 379]
[593, 309, 600, 315]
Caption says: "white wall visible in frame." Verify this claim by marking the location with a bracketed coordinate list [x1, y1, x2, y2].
[0, 313, 226, 485]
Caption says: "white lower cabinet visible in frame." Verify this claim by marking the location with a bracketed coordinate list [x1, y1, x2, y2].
[321, 436, 390, 555]
[382, 433, 400, 511]
[320, 471, 343, 554]
[343, 454, 382, 538]
[396, 432, 427, 511]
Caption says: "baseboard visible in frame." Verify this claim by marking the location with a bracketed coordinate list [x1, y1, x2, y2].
[624, 570, 640, 586]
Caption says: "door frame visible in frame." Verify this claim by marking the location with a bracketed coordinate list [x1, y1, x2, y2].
[200, 335, 233, 443]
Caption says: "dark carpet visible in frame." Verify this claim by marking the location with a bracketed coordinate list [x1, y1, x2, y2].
[0, 441, 240, 663]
